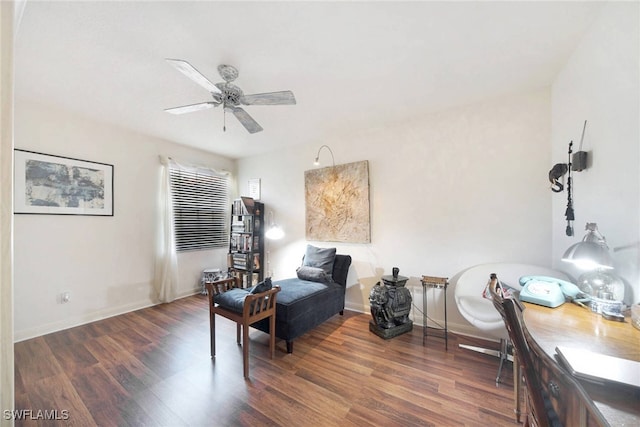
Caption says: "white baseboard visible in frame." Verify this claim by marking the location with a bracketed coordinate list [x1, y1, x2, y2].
[14, 287, 201, 343]
[344, 302, 499, 343]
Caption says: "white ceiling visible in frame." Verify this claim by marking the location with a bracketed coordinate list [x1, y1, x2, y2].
[15, 1, 605, 159]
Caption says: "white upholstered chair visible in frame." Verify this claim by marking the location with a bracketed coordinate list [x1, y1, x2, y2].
[454, 263, 570, 383]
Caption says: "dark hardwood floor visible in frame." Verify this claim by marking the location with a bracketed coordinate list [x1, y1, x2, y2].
[14, 294, 518, 426]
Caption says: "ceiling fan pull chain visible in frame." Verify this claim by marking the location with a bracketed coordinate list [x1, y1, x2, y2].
[223, 108, 226, 132]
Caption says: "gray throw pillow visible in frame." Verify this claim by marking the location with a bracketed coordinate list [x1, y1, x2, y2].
[302, 245, 336, 277]
[296, 266, 332, 283]
[250, 277, 273, 294]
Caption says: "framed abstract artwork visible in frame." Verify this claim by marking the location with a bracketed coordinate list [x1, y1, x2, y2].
[305, 160, 370, 243]
[14, 149, 114, 216]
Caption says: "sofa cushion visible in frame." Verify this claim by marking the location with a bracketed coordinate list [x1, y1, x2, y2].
[269, 277, 342, 323]
[302, 245, 336, 277]
[296, 266, 332, 283]
[213, 288, 249, 312]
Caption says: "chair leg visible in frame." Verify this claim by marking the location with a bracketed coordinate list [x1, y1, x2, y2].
[513, 349, 521, 423]
[242, 322, 249, 379]
[459, 340, 513, 384]
[496, 338, 508, 384]
[236, 323, 241, 345]
[210, 312, 216, 357]
[269, 313, 276, 358]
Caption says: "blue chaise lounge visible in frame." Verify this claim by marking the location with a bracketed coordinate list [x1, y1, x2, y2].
[252, 250, 352, 353]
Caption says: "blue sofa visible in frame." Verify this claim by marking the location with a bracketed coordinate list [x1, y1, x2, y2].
[252, 253, 352, 353]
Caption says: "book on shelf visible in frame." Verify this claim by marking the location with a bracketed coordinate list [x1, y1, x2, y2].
[232, 197, 256, 215]
[232, 253, 248, 269]
[230, 234, 252, 252]
[230, 218, 253, 233]
[231, 220, 245, 232]
[229, 271, 260, 288]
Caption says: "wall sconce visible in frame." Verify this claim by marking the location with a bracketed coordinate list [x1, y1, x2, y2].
[313, 144, 335, 167]
[265, 210, 284, 240]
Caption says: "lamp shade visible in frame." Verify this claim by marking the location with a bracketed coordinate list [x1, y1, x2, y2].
[562, 222, 614, 270]
[265, 210, 284, 240]
[265, 224, 284, 240]
[562, 241, 614, 270]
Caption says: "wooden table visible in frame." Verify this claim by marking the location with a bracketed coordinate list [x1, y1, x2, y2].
[522, 302, 640, 425]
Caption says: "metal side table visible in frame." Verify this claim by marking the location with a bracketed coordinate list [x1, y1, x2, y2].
[421, 275, 449, 350]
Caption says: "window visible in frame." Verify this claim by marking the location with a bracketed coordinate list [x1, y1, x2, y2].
[169, 164, 229, 251]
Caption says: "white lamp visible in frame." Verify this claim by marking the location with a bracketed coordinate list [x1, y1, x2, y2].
[562, 223, 613, 270]
[265, 210, 284, 240]
[562, 223, 624, 313]
[313, 144, 335, 167]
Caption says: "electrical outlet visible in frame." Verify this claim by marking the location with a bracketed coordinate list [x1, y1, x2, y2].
[61, 292, 70, 303]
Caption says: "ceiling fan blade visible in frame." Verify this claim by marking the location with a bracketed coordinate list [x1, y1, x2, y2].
[226, 107, 263, 133]
[165, 102, 217, 115]
[241, 91, 296, 106]
[166, 59, 221, 94]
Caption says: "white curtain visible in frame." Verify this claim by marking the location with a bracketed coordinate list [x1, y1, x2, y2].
[153, 156, 178, 303]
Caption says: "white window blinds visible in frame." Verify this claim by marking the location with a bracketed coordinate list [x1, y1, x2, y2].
[169, 164, 229, 252]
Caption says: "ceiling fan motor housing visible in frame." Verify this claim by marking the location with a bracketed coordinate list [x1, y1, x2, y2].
[216, 83, 243, 106]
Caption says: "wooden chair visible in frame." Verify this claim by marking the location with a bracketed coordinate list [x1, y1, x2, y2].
[205, 277, 280, 379]
[489, 274, 561, 427]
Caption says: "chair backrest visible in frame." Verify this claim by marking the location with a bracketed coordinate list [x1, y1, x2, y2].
[332, 254, 352, 287]
[489, 275, 558, 427]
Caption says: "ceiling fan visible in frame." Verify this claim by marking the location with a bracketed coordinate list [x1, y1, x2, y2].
[165, 59, 296, 134]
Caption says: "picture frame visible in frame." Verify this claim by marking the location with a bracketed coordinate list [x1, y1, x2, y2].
[14, 149, 114, 216]
[248, 178, 261, 200]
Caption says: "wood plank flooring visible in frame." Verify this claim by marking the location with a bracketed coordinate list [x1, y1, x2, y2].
[14, 294, 518, 426]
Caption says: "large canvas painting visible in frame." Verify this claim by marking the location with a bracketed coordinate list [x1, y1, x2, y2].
[305, 160, 370, 243]
[14, 149, 114, 216]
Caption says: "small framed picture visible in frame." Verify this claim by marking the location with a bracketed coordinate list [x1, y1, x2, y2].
[14, 149, 114, 216]
[248, 178, 261, 200]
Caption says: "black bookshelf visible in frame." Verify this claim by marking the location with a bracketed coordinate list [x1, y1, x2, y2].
[228, 197, 264, 287]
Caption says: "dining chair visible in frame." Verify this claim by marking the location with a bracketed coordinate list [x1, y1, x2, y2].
[489, 274, 562, 427]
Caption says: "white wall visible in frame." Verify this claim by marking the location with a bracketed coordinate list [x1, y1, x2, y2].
[13, 100, 235, 341]
[1, 0, 15, 416]
[238, 89, 552, 338]
[551, 2, 639, 305]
